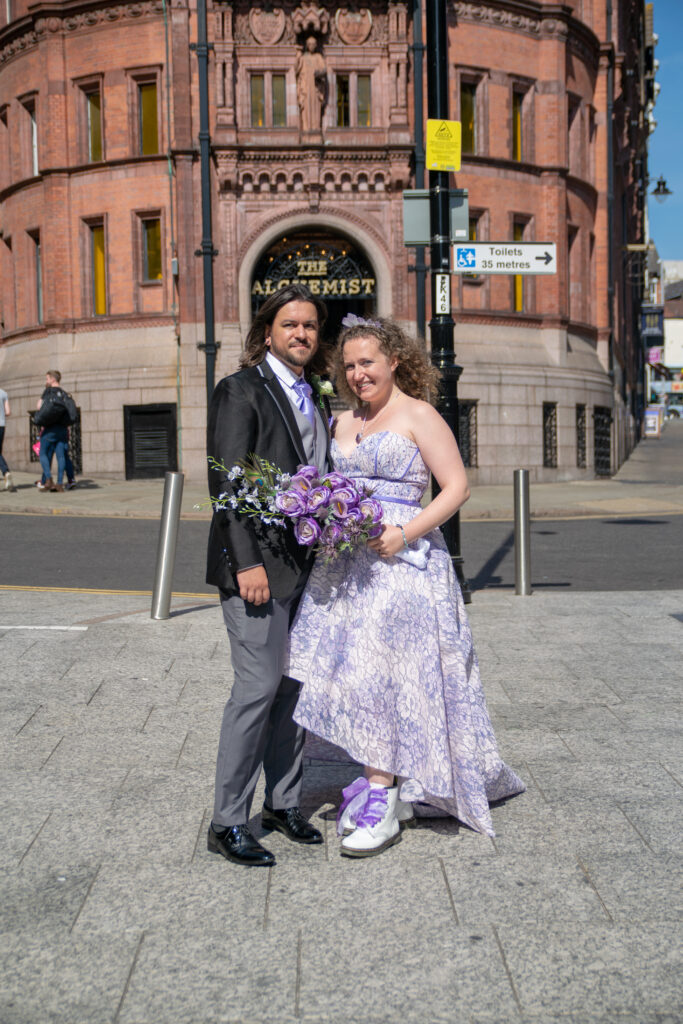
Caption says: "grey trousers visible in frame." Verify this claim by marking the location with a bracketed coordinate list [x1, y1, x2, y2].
[213, 583, 306, 827]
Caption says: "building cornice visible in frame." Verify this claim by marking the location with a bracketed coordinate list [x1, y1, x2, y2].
[0, 155, 168, 203]
[0, 313, 174, 344]
[454, 1, 600, 69]
[0, 0, 164, 67]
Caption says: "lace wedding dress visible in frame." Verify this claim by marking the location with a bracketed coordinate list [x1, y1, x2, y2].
[286, 431, 525, 836]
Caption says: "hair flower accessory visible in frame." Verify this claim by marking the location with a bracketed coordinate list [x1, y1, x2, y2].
[341, 313, 381, 329]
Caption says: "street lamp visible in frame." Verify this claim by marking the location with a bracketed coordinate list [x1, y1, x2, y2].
[652, 175, 672, 203]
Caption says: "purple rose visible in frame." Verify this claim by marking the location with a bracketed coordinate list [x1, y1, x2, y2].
[322, 472, 353, 490]
[295, 465, 320, 482]
[306, 486, 331, 513]
[275, 488, 308, 517]
[329, 497, 350, 519]
[367, 523, 384, 539]
[331, 485, 360, 508]
[321, 521, 343, 546]
[359, 497, 384, 524]
[293, 516, 322, 546]
[290, 472, 317, 492]
[345, 508, 365, 523]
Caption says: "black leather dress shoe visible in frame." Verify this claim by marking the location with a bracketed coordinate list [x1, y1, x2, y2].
[261, 805, 323, 844]
[207, 824, 275, 866]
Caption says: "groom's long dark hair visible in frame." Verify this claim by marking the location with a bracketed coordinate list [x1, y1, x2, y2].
[240, 284, 330, 375]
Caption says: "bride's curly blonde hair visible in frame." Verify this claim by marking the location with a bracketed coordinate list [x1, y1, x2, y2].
[334, 318, 442, 407]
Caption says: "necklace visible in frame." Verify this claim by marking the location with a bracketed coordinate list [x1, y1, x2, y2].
[355, 390, 399, 444]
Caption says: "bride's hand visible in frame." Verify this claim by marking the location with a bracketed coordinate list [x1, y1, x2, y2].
[367, 524, 405, 558]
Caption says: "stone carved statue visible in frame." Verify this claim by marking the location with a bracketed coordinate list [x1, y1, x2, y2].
[295, 36, 327, 132]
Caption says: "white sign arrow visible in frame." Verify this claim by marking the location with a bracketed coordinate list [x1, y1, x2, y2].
[452, 242, 557, 275]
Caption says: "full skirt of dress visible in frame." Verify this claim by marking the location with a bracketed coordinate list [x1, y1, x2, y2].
[286, 432, 525, 836]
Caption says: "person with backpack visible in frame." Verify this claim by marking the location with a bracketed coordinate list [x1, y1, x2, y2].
[0, 385, 17, 492]
[34, 370, 77, 492]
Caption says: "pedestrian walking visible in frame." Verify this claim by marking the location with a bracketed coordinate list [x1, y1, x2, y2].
[34, 370, 77, 493]
[0, 386, 17, 492]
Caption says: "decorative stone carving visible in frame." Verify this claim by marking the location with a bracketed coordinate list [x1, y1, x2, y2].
[2, 0, 164, 65]
[0, 30, 38, 67]
[292, 5, 330, 38]
[335, 8, 372, 45]
[295, 36, 327, 133]
[248, 7, 286, 45]
[540, 18, 568, 39]
[454, 2, 541, 36]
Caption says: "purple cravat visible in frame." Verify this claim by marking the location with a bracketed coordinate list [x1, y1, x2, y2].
[292, 378, 315, 426]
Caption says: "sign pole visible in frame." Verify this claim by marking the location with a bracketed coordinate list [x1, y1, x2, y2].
[426, 0, 470, 602]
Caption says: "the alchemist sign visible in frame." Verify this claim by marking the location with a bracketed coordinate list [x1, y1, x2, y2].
[251, 240, 377, 307]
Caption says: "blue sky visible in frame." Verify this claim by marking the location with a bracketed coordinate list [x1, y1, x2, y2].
[647, 0, 682, 260]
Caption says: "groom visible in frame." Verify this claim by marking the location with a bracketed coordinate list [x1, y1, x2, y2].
[206, 284, 331, 866]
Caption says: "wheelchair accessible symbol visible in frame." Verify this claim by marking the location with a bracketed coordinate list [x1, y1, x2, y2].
[456, 248, 476, 269]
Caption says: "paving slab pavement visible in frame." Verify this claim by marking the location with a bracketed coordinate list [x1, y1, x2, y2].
[3, 420, 683, 522]
[1, 585, 682, 1023]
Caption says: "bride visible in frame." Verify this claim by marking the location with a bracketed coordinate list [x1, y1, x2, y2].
[286, 316, 525, 857]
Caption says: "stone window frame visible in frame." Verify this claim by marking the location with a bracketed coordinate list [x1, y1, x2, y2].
[1, 234, 15, 334]
[456, 68, 488, 157]
[236, 58, 296, 134]
[332, 70, 372, 128]
[508, 75, 535, 164]
[567, 222, 581, 324]
[81, 215, 109, 318]
[588, 103, 597, 183]
[460, 207, 490, 295]
[26, 227, 43, 326]
[0, 104, 9, 191]
[248, 71, 288, 128]
[126, 67, 162, 157]
[73, 73, 105, 165]
[18, 91, 39, 179]
[325, 64, 378, 131]
[510, 213, 534, 314]
[588, 231, 596, 325]
[567, 91, 583, 178]
[132, 208, 165, 286]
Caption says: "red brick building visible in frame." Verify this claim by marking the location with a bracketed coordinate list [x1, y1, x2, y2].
[0, 0, 655, 481]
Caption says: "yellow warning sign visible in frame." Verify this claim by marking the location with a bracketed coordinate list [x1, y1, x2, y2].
[426, 119, 461, 172]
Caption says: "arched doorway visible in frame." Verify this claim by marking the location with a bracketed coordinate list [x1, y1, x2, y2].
[250, 229, 377, 344]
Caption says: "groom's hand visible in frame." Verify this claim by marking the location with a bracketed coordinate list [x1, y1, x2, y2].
[236, 566, 271, 606]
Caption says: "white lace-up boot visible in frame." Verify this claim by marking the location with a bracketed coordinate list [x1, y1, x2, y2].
[339, 794, 415, 835]
[340, 784, 401, 858]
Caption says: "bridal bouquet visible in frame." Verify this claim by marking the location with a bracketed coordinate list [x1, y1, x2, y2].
[209, 455, 384, 561]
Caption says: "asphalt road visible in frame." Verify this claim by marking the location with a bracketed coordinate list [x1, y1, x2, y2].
[1, 511, 682, 594]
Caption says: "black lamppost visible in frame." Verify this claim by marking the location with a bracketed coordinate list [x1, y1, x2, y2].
[192, 0, 218, 406]
[425, 0, 470, 602]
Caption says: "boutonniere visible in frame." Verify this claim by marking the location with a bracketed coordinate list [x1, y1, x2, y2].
[310, 374, 335, 407]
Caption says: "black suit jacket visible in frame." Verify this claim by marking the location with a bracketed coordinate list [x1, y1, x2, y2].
[206, 359, 331, 600]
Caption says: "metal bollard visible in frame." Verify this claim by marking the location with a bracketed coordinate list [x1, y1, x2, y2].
[151, 471, 185, 620]
[513, 469, 532, 596]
